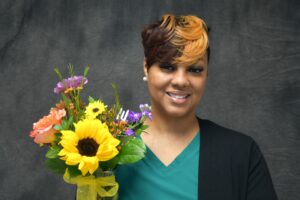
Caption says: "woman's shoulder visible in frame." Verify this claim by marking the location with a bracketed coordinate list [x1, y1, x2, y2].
[198, 118, 254, 140]
[198, 117, 259, 152]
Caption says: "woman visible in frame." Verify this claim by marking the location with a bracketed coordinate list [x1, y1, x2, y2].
[116, 14, 278, 200]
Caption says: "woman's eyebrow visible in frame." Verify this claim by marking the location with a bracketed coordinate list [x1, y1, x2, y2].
[188, 63, 204, 67]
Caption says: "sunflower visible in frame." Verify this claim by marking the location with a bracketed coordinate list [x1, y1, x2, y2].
[58, 118, 120, 175]
[85, 100, 107, 119]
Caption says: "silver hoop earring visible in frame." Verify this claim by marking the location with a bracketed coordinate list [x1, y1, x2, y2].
[143, 76, 147, 81]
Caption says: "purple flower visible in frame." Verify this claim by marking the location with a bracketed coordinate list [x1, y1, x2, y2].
[54, 76, 88, 94]
[127, 111, 142, 123]
[139, 104, 152, 120]
[125, 129, 135, 136]
[142, 110, 152, 120]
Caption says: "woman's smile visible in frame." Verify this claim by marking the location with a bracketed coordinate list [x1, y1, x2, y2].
[166, 91, 191, 105]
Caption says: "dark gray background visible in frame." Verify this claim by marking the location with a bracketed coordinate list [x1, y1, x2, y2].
[0, 0, 299, 199]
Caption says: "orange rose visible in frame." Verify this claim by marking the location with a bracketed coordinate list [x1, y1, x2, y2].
[30, 108, 66, 144]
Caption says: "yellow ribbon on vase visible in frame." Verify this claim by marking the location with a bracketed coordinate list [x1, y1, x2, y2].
[63, 169, 119, 200]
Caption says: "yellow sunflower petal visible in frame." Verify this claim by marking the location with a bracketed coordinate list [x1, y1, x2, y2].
[74, 120, 87, 139]
[78, 156, 99, 175]
[97, 145, 119, 161]
[78, 160, 89, 176]
[60, 130, 75, 137]
[60, 140, 78, 153]
[94, 131, 107, 145]
[75, 119, 101, 139]
[65, 153, 82, 165]
[102, 136, 120, 147]
[61, 133, 79, 144]
[94, 123, 111, 144]
[86, 156, 99, 174]
[88, 120, 102, 139]
[60, 156, 67, 161]
[58, 149, 68, 157]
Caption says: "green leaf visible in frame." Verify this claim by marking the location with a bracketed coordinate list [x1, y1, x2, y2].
[88, 96, 95, 103]
[61, 93, 71, 104]
[134, 124, 149, 136]
[68, 116, 74, 124]
[68, 64, 74, 77]
[118, 138, 146, 165]
[141, 124, 149, 130]
[67, 165, 82, 178]
[45, 158, 67, 174]
[83, 66, 90, 77]
[68, 116, 74, 129]
[46, 146, 61, 159]
[128, 122, 141, 130]
[135, 128, 143, 136]
[111, 83, 120, 112]
[53, 133, 62, 144]
[54, 67, 64, 81]
[60, 117, 74, 130]
[53, 124, 63, 130]
[61, 118, 69, 130]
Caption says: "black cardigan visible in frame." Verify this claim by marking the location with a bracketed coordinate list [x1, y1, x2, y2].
[197, 118, 278, 200]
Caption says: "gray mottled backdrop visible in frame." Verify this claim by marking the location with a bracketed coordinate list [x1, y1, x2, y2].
[0, 0, 299, 199]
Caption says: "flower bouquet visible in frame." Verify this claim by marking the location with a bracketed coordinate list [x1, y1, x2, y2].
[29, 66, 151, 200]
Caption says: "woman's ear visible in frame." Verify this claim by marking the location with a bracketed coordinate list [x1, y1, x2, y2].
[143, 58, 148, 77]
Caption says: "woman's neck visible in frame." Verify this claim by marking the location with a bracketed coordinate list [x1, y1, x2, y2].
[144, 106, 199, 138]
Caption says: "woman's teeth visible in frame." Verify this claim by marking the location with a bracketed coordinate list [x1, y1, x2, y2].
[167, 93, 189, 99]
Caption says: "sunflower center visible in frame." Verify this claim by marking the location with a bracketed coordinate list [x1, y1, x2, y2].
[93, 108, 99, 113]
[77, 138, 99, 156]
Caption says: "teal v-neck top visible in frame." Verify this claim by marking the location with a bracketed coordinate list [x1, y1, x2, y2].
[116, 131, 200, 200]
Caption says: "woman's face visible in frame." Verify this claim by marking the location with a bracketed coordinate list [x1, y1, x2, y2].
[144, 54, 208, 118]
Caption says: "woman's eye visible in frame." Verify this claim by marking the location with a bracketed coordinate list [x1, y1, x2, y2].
[159, 64, 175, 71]
[188, 67, 204, 74]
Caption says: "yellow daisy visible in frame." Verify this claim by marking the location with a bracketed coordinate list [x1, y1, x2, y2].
[85, 100, 107, 119]
[58, 118, 120, 175]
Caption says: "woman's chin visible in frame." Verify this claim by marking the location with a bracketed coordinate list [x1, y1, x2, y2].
[161, 106, 194, 118]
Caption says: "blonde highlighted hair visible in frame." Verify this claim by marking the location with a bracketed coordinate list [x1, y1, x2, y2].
[141, 14, 209, 68]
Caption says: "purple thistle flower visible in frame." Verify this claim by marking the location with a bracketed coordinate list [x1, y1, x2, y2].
[54, 76, 88, 94]
[127, 111, 142, 123]
[125, 129, 135, 136]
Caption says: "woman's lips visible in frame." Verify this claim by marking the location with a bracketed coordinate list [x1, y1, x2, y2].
[166, 92, 190, 104]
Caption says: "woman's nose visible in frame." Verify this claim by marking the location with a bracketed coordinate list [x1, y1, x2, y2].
[171, 70, 189, 88]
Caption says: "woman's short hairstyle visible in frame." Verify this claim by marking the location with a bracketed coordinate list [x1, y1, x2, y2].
[141, 14, 209, 69]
